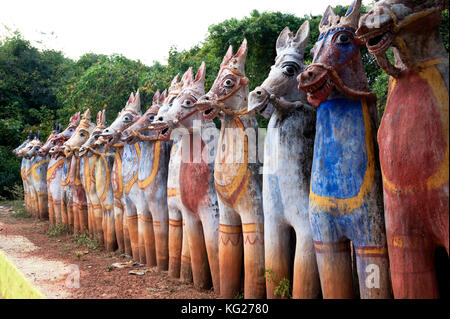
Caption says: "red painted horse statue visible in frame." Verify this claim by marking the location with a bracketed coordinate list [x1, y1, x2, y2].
[357, 0, 449, 298]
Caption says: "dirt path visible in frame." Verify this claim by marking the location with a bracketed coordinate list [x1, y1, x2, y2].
[0, 203, 217, 299]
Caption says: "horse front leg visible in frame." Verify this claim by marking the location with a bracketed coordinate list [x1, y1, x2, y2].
[168, 204, 183, 278]
[148, 199, 169, 271]
[114, 198, 125, 253]
[199, 207, 220, 294]
[218, 202, 243, 299]
[181, 219, 193, 283]
[184, 210, 212, 290]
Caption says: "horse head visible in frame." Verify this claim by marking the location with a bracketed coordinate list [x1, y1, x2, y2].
[297, 0, 374, 106]
[356, 0, 447, 76]
[248, 21, 310, 115]
[101, 90, 142, 146]
[123, 89, 167, 144]
[152, 62, 206, 141]
[64, 109, 95, 158]
[196, 39, 249, 118]
[13, 131, 35, 157]
[79, 109, 107, 157]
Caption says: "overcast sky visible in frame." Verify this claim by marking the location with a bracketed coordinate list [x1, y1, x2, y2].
[0, 0, 372, 66]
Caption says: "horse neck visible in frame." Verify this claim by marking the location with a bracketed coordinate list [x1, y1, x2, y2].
[330, 57, 369, 100]
[393, 28, 448, 71]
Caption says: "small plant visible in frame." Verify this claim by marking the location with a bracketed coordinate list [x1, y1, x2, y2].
[234, 291, 244, 299]
[72, 232, 99, 250]
[47, 224, 70, 237]
[265, 268, 291, 298]
[75, 252, 82, 259]
[105, 265, 113, 272]
[274, 277, 291, 299]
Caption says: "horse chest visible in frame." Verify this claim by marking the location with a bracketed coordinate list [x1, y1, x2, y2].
[214, 117, 250, 208]
[138, 142, 161, 190]
[122, 143, 140, 194]
[378, 68, 448, 194]
[179, 137, 210, 215]
[310, 98, 375, 214]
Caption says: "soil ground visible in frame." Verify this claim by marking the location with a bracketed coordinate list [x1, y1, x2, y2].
[0, 201, 217, 299]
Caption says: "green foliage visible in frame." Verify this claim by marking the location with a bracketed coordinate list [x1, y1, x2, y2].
[265, 268, 291, 298]
[47, 224, 70, 236]
[72, 232, 99, 250]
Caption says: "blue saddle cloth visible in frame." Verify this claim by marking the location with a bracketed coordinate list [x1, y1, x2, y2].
[311, 98, 367, 199]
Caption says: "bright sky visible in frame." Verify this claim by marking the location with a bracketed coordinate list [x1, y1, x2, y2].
[0, 0, 372, 66]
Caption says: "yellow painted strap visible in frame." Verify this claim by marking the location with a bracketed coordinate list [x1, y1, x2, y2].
[138, 141, 161, 190]
[138, 215, 153, 223]
[355, 246, 387, 256]
[125, 143, 141, 194]
[0, 250, 46, 299]
[27, 158, 50, 181]
[115, 149, 123, 197]
[219, 224, 242, 234]
[99, 155, 111, 203]
[167, 188, 180, 197]
[242, 223, 264, 233]
[310, 99, 376, 215]
[47, 157, 65, 182]
[169, 219, 182, 227]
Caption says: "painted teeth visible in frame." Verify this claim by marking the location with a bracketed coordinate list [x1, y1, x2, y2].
[303, 77, 331, 94]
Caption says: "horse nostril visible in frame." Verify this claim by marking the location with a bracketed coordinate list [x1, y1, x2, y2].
[158, 117, 163, 121]
[204, 96, 210, 101]
[308, 71, 314, 77]
[256, 90, 262, 95]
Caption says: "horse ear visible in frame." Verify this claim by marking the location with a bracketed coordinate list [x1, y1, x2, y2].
[293, 20, 310, 55]
[276, 27, 292, 55]
[171, 74, 180, 87]
[319, 6, 336, 33]
[341, 0, 361, 29]
[220, 45, 234, 67]
[195, 61, 206, 83]
[153, 90, 161, 105]
[181, 67, 194, 86]
[134, 89, 141, 112]
[160, 89, 167, 104]
[37, 130, 41, 140]
[234, 38, 247, 60]
[82, 109, 91, 121]
[127, 92, 134, 106]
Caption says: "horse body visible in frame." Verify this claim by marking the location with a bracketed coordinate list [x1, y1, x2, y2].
[248, 21, 321, 299]
[102, 91, 143, 257]
[64, 109, 95, 235]
[196, 41, 265, 298]
[152, 63, 221, 292]
[39, 125, 64, 225]
[24, 138, 49, 219]
[357, 0, 449, 298]
[297, 0, 391, 298]
[58, 112, 81, 231]
[14, 133, 34, 213]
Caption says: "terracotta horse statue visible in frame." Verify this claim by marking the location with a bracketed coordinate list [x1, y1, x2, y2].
[64, 109, 95, 235]
[38, 123, 64, 226]
[248, 21, 321, 299]
[102, 91, 143, 257]
[78, 110, 108, 244]
[92, 127, 117, 252]
[122, 90, 172, 271]
[142, 75, 193, 282]
[23, 132, 49, 219]
[357, 0, 449, 298]
[297, 0, 391, 298]
[58, 112, 81, 230]
[151, 63, 221, 292]
[13, 131, 34, 213]
[196, 40, 266, 298]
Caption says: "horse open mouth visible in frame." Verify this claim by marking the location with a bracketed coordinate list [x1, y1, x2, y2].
[203, 107, 219, 120]
[301, 74, 334, 107]
[158, 126, 171, 141]
[357, 25, 393, 55]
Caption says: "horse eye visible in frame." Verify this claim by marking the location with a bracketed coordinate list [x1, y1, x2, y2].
[124, 116, 130, 121]
[80, 132, 85, 137]
[224, 78, 235, 88]
[94, 135, 99, 140]
[337, 33, 351, 44]
[282, 65, 296, 76]
[149, 115, 155, 121]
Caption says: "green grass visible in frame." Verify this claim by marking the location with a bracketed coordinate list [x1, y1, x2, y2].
[0, 200, 30, 218]
[72, 232, 99, 250]
[47, 224, 70, 237]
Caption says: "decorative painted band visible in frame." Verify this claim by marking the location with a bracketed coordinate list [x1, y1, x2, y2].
[0, 250, 46, 299]
[242, 223, 264, 233]
[138, 215, 153, 223]
[181, 255, 191, 264]
[313, 240, 349, 254]
[169, 219, 182, 227]
[355, 245, 388, 258]
[219, 224, 242, 234]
